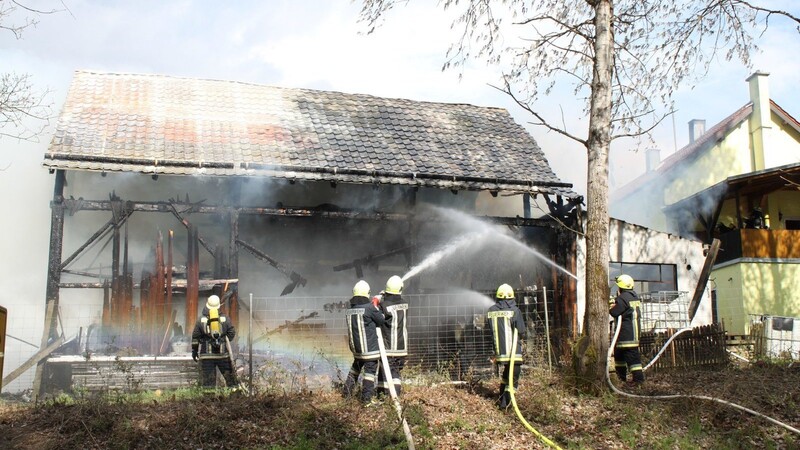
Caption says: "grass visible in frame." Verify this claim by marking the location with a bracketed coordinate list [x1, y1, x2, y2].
[0, 363, 798, 449]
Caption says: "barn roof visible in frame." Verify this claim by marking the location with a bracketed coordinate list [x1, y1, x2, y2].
[43, 70, 575, 196]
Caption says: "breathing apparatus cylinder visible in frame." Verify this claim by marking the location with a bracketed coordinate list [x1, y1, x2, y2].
[208, 307, 222, 343]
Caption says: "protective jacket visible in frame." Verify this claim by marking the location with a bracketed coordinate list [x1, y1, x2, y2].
[610, 289, 642, 348]
[488, 299, 526, 362]
[345, 295, 386, 360]
[379, 293, 409, 357]
[192, 306, 236, 359]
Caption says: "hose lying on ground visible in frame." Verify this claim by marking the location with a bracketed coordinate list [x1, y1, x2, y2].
[509, 329, 564, 450]
[608, 317, 800, 435]
[376, 328, 415, 450]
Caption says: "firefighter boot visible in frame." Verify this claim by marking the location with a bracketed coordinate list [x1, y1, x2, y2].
[615, 362, 627, 383]
[343, 370, 358, 397]
[361, 379, 376, 403]
[497, 384, 509, 409]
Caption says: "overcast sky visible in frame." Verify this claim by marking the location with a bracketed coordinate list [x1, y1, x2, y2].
[2, 0, 799, 192]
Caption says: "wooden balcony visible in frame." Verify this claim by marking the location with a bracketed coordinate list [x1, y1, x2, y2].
[717, 229, 800, 263]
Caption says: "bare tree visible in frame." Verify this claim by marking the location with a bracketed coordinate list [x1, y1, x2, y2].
[358, 0, 799, 387]
[0, 1, 64, 143]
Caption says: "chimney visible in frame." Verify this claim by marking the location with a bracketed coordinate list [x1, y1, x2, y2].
[688, 119, 706, 144]
[645, 148, 661, 172]
[746, 71, 771, 171]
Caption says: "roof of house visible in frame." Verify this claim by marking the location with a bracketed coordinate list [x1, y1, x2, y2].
[43, 70, 576, 197]
[611, 99, 800, 202]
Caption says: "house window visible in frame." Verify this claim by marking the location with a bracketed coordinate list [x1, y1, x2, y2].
[785, 219, 800, 230]
[609, 262, 678, 293]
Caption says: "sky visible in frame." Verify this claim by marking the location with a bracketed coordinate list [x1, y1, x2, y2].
[2, 0, 798, 192]
[0, 0, 798, 389]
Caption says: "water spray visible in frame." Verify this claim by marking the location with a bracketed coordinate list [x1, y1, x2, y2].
[401, 231, 489, 282]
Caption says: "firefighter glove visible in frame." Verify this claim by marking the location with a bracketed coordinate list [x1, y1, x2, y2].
[191, 350, 199, 361]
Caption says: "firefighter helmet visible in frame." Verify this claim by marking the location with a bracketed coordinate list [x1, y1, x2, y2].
[615, 274, 634, 290]
[385, 275, 403, 295]
[496, 283, 515, 299]
[353, 280, 370, 297]
[206, 295, 221, 309]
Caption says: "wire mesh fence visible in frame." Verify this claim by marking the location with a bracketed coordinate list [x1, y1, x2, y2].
[750, 315, 800, 360]
[4, 291, 560, 396]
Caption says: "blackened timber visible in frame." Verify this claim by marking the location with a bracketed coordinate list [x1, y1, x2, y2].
[44, 170, 66, 325]
[59, 210, 132, 271]
[167, 202, 215, 256]
[185, 225, 200, 332]
[236, 239, 307, 295]
[61, 199, 555, 227]
[166, 230, 173, 328]
[333, 245, 414, 277]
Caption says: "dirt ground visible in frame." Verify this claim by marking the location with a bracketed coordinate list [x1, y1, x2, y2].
[0, 363, 798, 449]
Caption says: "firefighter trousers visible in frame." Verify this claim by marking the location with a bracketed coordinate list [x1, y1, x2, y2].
[343, 358, 379, 402]
[614, 346, 645, 383]
[199, 356, 236, 388]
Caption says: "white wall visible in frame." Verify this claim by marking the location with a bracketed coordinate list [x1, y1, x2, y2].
[575, 218, 711, 332]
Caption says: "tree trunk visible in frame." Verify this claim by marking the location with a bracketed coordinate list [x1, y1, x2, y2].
[574, 0, 613, 388]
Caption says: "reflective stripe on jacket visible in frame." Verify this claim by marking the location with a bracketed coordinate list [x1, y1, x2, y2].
[345, 295, 385, 360]
[610, 289, 642, 348]
[380, 294, 409, 357]
[487, 299, 525, 362]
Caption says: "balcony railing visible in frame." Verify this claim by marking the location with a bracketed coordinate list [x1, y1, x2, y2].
[717, 229, 800, 264]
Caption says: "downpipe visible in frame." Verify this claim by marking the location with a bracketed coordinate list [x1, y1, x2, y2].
[608, 317, 800, 435]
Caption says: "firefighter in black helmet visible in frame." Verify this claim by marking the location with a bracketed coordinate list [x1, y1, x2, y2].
[343, 280, 386, 403]
[191, 295, 237, 388]
[610, 274, 645, 386]
[487, 283, 526, 409]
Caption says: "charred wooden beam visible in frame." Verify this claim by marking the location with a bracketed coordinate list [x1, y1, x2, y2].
[60, 198, 555, 228]
[186, 225, 200, 331]
[60, 210, 133, 271]
[333, 245, 414, 278]
[236, 239, 307, 296]
[252, 311, 320, 345]
[167, 202, 216, 256]
[166, 230, 174, 332]
[44, 170, 66, 329]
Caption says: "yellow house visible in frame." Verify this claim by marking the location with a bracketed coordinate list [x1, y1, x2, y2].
[611, 72, 800, 336]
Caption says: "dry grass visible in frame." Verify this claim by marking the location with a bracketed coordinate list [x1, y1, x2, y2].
[0, 363, 798, 449]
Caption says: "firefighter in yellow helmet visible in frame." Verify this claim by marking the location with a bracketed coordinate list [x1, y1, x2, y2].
[343, 280, 386, 403]
[191, 295, 237, 388]
[610, 274, 645, 386]
[376, 275, 409, 397]
[487, 283, 526, 409]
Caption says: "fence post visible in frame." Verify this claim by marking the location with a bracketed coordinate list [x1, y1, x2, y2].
[542, 286, 552, 375]
[249, 293, 253, 395]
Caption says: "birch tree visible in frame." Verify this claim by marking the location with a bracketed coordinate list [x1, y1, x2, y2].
[358, 0, 800, 387]
[0, 1, 62, 142]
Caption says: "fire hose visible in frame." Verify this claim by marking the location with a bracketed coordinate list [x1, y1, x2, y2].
[608, 317, 800, 435]
[508, 328, 563, 449]
[376, 328, 415, 450]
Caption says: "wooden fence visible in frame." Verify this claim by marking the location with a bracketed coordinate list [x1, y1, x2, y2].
[638, 323, 728, 371]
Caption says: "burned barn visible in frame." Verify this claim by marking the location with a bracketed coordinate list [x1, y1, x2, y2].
[26, 70, 582, 395]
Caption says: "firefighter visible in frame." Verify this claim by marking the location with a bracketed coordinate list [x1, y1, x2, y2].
[191, 295, 237, 388]
[377, 275, 409, 397]
[487, 283, 526, 409]
[610, 274, 645, 386]
[343, 280, 386, 403]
